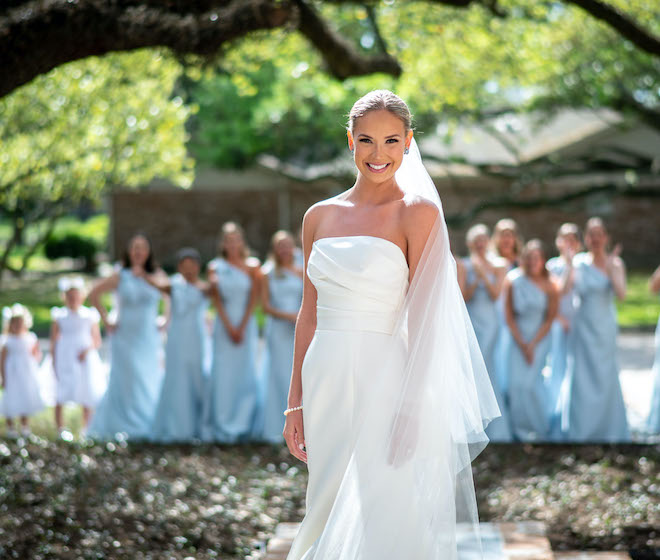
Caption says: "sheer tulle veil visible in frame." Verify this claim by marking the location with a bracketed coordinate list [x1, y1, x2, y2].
[305, 138, 501, 559]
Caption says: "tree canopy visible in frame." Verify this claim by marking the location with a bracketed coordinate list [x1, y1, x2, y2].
[188, 1, 659, 167]
[1, 1, 659, 98]
[0, 50, 193, 281]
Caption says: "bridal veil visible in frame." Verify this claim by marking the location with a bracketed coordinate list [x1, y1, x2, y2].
[304, 138, 501, 559]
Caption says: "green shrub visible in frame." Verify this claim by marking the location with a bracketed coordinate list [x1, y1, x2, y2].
[44, 232, 98, 272]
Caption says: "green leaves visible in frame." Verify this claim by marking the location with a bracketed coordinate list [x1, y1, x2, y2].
[187, 1, 659, 169]
[0, 49, 194, 209]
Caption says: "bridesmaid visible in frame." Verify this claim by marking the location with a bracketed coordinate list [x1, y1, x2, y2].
[491, 218, 524, 402]
[88, 233, 166, 440]
[545, 223, 581, 439]
[645, 264, 660, 433]
[144, 248, 213, 443]
[565, 217, 630, 442]
[504, 240, 558, 441]
[259, 231, 303, 443]
[458, 224, 511, 441]
[203, 222, 262, 443]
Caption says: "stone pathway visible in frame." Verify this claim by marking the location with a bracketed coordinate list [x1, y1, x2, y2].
[264, 521, 631, 559]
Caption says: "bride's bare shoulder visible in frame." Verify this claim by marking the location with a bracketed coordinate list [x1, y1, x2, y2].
[303, 192, 350, 229]
[401, 195, 439, 229]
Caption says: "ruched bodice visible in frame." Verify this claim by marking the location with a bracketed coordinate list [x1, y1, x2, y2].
[290, 235, 410, 560]
[209, 258, 253, 324]
[510, 270, 549, 341]
[307, 236, 409, 335]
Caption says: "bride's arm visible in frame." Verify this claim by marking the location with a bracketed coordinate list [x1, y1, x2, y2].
[284, 206, 321, 464]
[387, 199, 439, 467]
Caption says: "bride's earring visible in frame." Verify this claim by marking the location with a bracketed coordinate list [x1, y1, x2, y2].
[404, 146, 410, 155]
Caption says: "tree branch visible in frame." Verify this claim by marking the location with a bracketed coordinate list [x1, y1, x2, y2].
[295, 0, 401, 80]
[0, 0, 294, 97]
[564, 0, 660, 56]
[364, 4, 389, 53]
[1, 0, 658, 99]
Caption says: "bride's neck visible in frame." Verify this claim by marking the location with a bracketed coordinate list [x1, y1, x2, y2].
[352, 175, 401, 205]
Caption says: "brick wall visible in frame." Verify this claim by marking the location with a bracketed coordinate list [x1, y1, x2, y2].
[111, 183, 660, 270]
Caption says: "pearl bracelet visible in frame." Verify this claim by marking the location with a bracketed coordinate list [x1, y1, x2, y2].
[283, 405, 303, 416]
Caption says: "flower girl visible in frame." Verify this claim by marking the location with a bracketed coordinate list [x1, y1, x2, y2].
[50, 277, 106, 437]
[1, 304, 45, 437]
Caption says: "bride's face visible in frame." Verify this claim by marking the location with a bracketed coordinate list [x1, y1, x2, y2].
[349, 109, 411, 185]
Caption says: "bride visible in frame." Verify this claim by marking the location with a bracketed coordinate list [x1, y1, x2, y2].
[283, 90, 500, 559]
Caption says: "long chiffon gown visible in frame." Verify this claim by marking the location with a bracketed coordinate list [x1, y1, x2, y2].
[89, 268, 164, 440]
[645, 301, 660, 433]
[564, 253, 630, 442]
[151, 275, 210, 442]
[260, 267, 303, 443]
[288, 236, 411, 560]
[462, 258, 512, 442]
[507, 270, 551, 441]
[203, 258, 259, 443]
[546, 256, 576, 439]
[493, 260, 516, 415]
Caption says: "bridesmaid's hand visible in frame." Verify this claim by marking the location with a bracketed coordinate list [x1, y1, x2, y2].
[103, 318, 117, 334]
[606, 243, 623, 272]
[77, 348, 89, 363]
[472, 257, 487, 280]
[523, 343, 535, 365]
[229, 326, 243, 344]
[284, 410, 307, 463]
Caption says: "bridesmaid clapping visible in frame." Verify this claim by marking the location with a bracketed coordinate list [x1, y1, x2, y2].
[492, 219, 524, 405]
[504, 240, 558, 441]
[259, 231, 303, 443]
[203, 222, 262, 443]
[564, 218, 630, 442]
[458, 224, 511, 441]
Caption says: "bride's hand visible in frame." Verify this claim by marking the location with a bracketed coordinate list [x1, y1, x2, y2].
[283, 410, 307, 463]
[387, 411, 419, 468]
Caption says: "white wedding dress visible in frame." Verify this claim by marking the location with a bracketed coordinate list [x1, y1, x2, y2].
[289, 235, 431, 559]
[287, 139, 500, 560]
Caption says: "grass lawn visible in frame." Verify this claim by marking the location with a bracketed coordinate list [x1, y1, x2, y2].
[618, 271, 660, 329]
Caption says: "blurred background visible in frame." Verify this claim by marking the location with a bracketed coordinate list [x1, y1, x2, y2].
[0, 1, 658, 559]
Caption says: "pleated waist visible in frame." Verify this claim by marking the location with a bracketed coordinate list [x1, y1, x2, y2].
[315, 305, 397, 335]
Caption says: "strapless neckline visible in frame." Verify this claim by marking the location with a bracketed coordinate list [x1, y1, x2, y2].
[312, 235, 408, 269]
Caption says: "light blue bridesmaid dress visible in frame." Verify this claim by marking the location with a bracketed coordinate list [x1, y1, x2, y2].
[493, 259, 516, 407]
[203, 258, 259, 443]
[645, 302, 660, 433]
[89, 268, 164, 440]
[260, 267, 303, 443]
[151, 274, 210, 442]
[546, 256, 576, 440]
[507, 269, 552, 441]
[564, 253, 630, 442]
[463, 258, 512, 442]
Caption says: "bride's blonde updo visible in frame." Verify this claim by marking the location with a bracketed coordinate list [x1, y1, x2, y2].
[347, 90, 413, 133]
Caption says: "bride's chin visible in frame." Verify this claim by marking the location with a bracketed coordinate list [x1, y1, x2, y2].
[358, 166, 399, 183]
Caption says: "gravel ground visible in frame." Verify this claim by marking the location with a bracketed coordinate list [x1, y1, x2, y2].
[0, 438, 657, 559]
